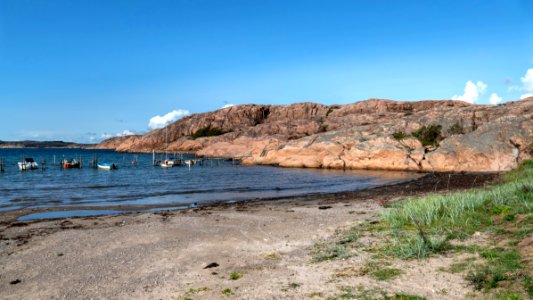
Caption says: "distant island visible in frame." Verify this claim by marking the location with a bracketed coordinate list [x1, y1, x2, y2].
[0, 140, 94, 149]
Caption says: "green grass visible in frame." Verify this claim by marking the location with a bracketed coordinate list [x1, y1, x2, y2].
[380, 160, 533, 259]
[440, 257, 477, 273]
[357, 260, 402, 281]
[495, 291, 523, 300]
[331, 286, 426, 300]
[263, 252, 282, 260]
[187, 287, 209, 294]
[392, 294, 426, 300]
[310, 226, 359, 262]
[373, 160, 533, 298]
[308, 291, 323, 298]
[221, 288, 233, 296]
[287, 282, 301, 289]
[524, 275, 533, 297]
[372, 268, 401, 281]
[229, 272, 242, 280]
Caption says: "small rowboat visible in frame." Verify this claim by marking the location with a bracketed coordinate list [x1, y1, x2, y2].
[97, 163, 117, 170]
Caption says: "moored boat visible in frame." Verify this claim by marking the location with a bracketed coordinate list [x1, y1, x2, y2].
[160, 158, 181, 168]
[62, 158, 81, 169]
[97, 163, 117, 170]
[18, 158, 39, 171]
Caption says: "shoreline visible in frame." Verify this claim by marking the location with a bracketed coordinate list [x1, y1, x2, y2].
[0, 171, 497, 225]
[0, 171, 502, 299]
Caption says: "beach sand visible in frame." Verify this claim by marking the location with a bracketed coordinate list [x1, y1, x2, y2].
[0, 172, 497, 299]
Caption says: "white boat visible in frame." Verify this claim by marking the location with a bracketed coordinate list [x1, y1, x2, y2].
[18, 158, 39, 171]
[97, 163, 117, 170]
[160, 159, 175, 168]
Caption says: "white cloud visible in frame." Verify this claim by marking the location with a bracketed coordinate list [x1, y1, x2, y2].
[489, 93, 503, 105]
[148, 109, 190, 130]
[101, 133, 112, 139]
[452, 80, 487, 104]
[521, 69, 533, 93]
[521, 93, 533, 99]
[222, 104, 235, 109]
[116, 130, 136, 137]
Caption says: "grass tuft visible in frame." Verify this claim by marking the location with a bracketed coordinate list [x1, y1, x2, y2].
[221, 288, 233, 296]
[229, 272, 242, 280]
[310, 226, 359, 262]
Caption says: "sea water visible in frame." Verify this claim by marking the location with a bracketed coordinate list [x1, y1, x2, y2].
[0, 148, 418, 214]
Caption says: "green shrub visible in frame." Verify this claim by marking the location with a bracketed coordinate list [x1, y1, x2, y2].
[392, 131, 408, 141]
[411, 124, 442, 147]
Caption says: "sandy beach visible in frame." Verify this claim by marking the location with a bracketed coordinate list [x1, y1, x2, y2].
[0, 172, 498, 299]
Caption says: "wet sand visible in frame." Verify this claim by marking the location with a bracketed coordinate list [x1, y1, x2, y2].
[0, 172, 497, 299]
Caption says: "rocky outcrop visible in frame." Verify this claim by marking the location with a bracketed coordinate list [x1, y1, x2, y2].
[97, 98, 533, 172]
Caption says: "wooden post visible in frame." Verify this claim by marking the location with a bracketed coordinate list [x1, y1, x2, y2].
[0, 159, 4, 172]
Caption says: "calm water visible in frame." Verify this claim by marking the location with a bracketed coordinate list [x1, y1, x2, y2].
[0, 148, 418, 214]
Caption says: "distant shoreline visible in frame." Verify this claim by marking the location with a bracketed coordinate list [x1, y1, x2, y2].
[0, 140, 95, 149]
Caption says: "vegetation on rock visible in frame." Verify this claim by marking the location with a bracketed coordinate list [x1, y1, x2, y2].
[411, 124, 443, 147]
[392, 131, 408, 141]
[191, 126, 227, 139]
[447, 121, 465, 135]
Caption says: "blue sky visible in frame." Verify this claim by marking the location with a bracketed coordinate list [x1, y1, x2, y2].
[0, 0, 532, 143]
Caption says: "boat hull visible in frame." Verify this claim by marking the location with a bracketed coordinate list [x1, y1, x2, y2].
[97, 163, 117, 170]
[18, 162, 39, 171]
[63, 163, 80, 169]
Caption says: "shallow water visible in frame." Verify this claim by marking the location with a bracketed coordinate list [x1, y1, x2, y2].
[0, 148, 418, 215]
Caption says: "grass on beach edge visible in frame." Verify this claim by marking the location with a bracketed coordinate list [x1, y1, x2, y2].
[313, 160, 532, 299]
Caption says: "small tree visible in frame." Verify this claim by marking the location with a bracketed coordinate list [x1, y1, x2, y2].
[412, 124, 443, 147]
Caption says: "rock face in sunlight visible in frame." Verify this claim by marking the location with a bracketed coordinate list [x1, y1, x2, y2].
[96, 98, 533, 172]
